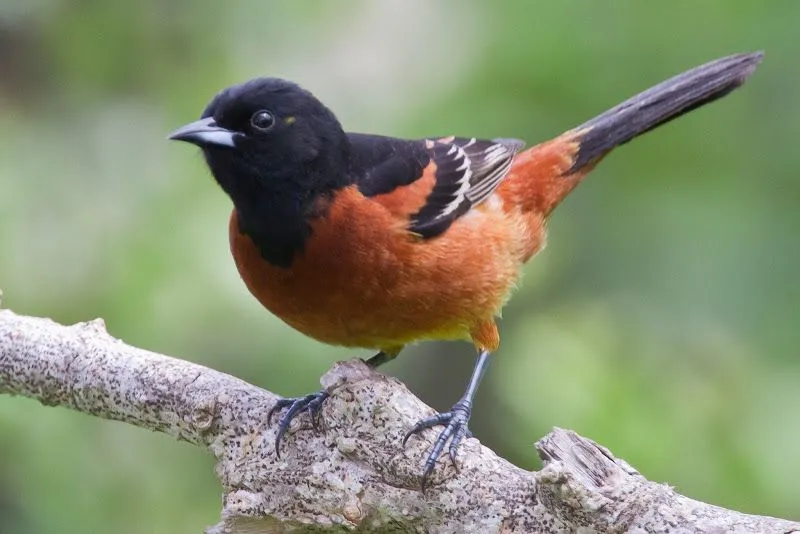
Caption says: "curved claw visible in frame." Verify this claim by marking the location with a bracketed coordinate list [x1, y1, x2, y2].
[404, 400, 473, 491]
[421, 460, 437, 494]
[267, 397, 296, 426]
[306, 393, 328, 430]
[268, 390, 329, 458]
[448, 424, 470, 471]
[402, 412, 452, 448]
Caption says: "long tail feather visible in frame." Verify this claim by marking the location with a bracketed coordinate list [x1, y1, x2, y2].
[569, 52, 763, 173]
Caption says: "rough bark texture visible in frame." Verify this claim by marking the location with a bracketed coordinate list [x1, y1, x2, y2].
[1, 305, 798, 533]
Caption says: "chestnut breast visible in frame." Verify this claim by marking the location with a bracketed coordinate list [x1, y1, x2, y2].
[228, 186, 542, 350]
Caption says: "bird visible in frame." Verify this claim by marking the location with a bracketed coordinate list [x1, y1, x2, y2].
[169, 52, 762, 489]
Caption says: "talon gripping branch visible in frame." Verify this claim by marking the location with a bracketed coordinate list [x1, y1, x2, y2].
[170, 52, 762, 490]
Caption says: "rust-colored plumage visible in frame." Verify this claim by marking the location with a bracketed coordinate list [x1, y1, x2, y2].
[171, 52, 763, 487]
[229, 130, 615, 353]
[229, 179, 524, 352]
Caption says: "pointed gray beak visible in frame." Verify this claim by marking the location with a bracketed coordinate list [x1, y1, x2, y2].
[168, 117, 238, 148]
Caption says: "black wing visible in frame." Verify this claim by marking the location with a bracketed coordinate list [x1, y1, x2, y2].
[352, 133, 524, 238]
[350, 133, 430, 197]
[409, 137, 523, 238]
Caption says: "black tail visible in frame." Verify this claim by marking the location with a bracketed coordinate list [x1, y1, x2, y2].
[569, 52, 763, 173]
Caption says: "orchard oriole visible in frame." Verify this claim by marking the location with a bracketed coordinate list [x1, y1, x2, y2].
[170, 52, 762, 488]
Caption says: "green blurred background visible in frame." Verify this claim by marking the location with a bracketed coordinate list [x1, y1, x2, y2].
[0, 1, 798, 532]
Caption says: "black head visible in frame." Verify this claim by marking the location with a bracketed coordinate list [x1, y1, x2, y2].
[170, 78, 352, 197]
[169, 78, 353, 267]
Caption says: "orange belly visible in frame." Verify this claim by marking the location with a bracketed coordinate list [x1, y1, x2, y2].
[228, 186, 544, 351]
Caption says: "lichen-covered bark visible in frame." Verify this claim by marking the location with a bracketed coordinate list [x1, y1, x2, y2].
[1, 307, 798, 533]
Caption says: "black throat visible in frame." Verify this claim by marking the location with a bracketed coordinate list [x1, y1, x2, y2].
[234, 189, 316, 269]
[205, 149, 351, 268]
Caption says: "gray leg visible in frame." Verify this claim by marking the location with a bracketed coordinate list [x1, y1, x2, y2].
[403, 349, 491, 491]
[364, 349, 401, 368]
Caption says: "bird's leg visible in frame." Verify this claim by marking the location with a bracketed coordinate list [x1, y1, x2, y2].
[269, 349, 400, 457]
[403, 349, 491, 491]
[363, 349, 399, 367]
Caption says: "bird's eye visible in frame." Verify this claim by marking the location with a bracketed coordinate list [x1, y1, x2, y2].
[250, 110, 275, 132]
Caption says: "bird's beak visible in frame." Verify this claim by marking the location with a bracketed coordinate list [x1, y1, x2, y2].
[168, 117, 238, 148]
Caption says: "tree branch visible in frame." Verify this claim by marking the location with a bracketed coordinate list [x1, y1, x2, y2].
[1, 305, 798, 533]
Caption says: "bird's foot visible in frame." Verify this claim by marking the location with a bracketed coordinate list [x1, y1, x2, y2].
[268, 389, 329, 457]
[403, 398, 474, 491]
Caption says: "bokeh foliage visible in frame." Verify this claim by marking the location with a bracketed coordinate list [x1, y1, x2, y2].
[1, 1, 798, 532]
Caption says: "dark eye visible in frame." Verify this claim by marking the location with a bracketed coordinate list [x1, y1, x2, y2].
[250, 110, 275, 132]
